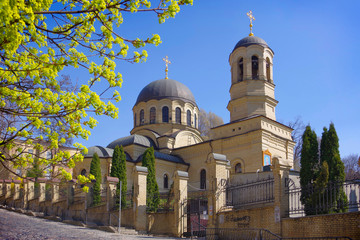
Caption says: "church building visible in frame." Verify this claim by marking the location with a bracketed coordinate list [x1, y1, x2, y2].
[74, 20, 296, 195]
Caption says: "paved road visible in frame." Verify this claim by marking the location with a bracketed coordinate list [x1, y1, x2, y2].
[0, 208, 179, 240]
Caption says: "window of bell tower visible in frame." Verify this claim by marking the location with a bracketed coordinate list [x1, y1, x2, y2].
[187, 110, 191, 126]
[238, 58, 244, 82]
[266, 57, 271, 82]
[252, 56, 259, 79]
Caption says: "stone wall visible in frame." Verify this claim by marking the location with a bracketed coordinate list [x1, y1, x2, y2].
[217, 205, 278, 234]
[282, 211, 360, 239]
[147, 212, 175, 235]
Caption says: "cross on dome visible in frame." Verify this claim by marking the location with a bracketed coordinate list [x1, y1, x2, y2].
[162, 56, 171, 79]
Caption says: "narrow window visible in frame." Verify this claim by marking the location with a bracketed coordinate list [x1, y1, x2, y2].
[194, 114, 197, 128]
[252, 56, 259, 79]
[187, 110, 191, 126]
[235, 163, 242, 173]
[238, 58, 244, 82]
[162, 106, 169, 123]
[163, 174, 169, 189]
[150, 107, 156, 124]
[175, 107, 181, 124]
[200, 169, 206, 190]
[266, 57, 271, 82]
[46, 151, 52, 160]
[140, 109, 144, 125]
[134, 113, 137, 126]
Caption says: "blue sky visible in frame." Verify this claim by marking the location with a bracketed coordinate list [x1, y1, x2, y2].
[71, 0, 360, 158]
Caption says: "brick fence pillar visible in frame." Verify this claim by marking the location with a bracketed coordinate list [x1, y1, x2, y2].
[173, 170, 189, 237]
[106, 176, 119, 211]
[272, 156, 291, 236]
[51, 179, 61, 203]
[37, 178, 47, 203]
[133, 166, 148, 232]
[206, 153, 230, 228]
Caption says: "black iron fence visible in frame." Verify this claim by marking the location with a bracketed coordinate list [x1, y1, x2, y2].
[146, 191, 174, 212]
[286, 179, 360, 217]
[226, 177, 274, 208]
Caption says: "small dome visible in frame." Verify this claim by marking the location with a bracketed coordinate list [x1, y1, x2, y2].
[84, 146, 113, 158]
[107, 134, 156, 149]
[135, 79, 196, 106]
[233, 36, 270, 52]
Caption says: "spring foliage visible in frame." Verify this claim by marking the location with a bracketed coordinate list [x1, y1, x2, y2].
[90, 152, 101, 205]
[0, 0, 193, 181]
[110, 145, 127, 208]
[142, 147, 159, 212]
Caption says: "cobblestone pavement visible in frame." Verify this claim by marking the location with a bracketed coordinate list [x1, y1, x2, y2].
[0, 208, 180, 240]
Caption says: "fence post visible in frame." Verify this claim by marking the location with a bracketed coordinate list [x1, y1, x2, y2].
[132, 166, 148, 232]
[106, 176, 119, 211]
[51, 179, 60, 203]
[37, 178, 47, 203]
[206, 153, 230, 228]
[173, 170, 189, 237]
[271, 156, 291, 236]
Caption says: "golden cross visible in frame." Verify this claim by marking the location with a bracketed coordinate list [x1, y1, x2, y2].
[162, 56, 171, 79]
[247, 10, 255, 36]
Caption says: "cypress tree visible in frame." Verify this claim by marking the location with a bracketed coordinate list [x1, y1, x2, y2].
[110, 146, 127, 208]
[142, 147, 159, 212]
[320, 123, 347, 212]
[90, 152, 101, 206]
[300, 125, 319, 215]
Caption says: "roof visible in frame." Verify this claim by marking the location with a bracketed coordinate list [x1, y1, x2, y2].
[107, 134, 156, 149]
[134, 79, 197, 106]
[136, 151, 189, 166]
[232, 36, 273, 53]
[84, 145, 133, 161]
[84, 146, 114, 158]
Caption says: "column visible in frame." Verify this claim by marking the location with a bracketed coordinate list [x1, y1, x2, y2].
[133, 166, 148, 232]
[172, 170, 189, 237]
[51, 179, 61, 203]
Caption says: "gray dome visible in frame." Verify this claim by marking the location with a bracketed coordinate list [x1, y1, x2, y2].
[233, 36, 270, 52]
[107, 134, 156, 149]
[84, 146, 113, 158]
[135, 79, 196, 106]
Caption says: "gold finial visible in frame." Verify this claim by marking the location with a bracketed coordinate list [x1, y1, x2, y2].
[247, 10, 255, 36]
[162, 56, 171, 79]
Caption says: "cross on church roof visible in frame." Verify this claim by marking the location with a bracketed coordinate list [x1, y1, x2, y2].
[162, 56, 171, 79]
[247, 10, 255, 36]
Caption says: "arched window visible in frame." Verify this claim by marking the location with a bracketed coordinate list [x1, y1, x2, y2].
[175, 107, 181, 124]
[150, 107, 156, 124]
[266, 57, 271, 82]
[81, 169, 87, 176]
[194, 114, 197, 128]
[162, 106, 169, 123]
[140, 109, 144, 125]
[134, 113, 137, 126]
[252, 56, 259, 79]
[163, 174, 169, 189]
[187, 110, 191, 126]
[238, 58, 244, 82]
[200, 169, 206, 190]
[235, 163, 242, 173]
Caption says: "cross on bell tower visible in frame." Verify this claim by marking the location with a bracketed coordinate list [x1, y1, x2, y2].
[247, 10, 255, 36]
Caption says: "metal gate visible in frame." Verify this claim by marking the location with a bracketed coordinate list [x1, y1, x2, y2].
[182, 196, 208, 237]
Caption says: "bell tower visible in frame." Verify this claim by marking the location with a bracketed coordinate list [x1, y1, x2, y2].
[227, 11, 278, 122]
